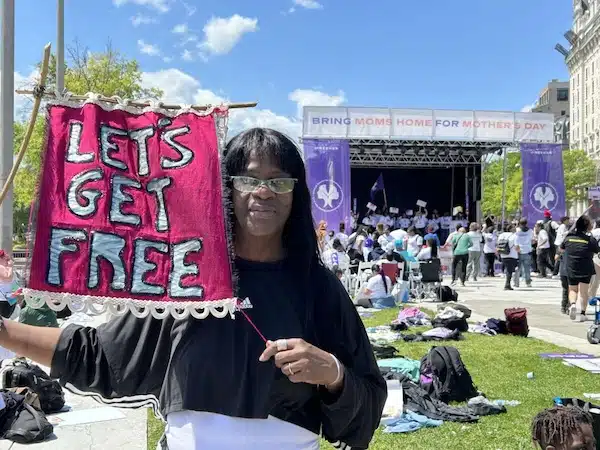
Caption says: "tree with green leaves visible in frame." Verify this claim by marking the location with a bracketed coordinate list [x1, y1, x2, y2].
[481, 149, 596, 218]
[13, 41, 162, 227]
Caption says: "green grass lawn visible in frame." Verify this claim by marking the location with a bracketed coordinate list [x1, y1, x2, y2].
[147, 308, 599, 450]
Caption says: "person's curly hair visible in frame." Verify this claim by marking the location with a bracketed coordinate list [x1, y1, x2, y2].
[531, 406, 594, 448]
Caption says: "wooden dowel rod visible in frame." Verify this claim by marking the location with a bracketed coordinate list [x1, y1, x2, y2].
[14, 90, 258, 111]
[0, 43, 53, 208]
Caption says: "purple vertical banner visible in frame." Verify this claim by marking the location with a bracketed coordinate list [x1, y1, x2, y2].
[520, 143, 566, 222]
[304, 139, 351, 231]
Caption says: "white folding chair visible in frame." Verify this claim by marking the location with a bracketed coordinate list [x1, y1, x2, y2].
[354, 262, 373, 299]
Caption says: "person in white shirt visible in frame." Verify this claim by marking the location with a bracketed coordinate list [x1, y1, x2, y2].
[552, 216, 570, 276]
[497, 224, 519, 290]
[363, 264, 395, 309]
[427, 217, 439, 234]
[482, 226, 497, 277]
[444, 224, 462, 250]
[406, 226, 423, 257]
[514, 218, 534, 287]
[335, 223, 349, 250]
[466, 222, 483, 282]
[377, 227, 394, 248]
[413, 212, 427, 235]
[417, 238, 439, 261]
[438, 213, 452, 244]
[535, 221, 554, 278]
[390, 227, 408, 246]
[398, 215, 411, 230]
[321, 239, 350, 271]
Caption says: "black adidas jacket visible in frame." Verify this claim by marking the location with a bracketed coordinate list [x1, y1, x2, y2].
[50, 258, 387, 449]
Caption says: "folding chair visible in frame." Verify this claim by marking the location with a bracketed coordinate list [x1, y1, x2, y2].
[353, 261, 374, 299]
[419, 258, 443, 301]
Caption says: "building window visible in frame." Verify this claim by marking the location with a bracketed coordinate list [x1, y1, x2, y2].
[561, 110, 566, 116]
[557, 88, 569, 101]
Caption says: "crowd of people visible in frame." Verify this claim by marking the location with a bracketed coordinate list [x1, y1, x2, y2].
[317, 206, 600, 323]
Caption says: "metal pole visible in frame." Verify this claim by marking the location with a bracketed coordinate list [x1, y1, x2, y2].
[465, 166, 469, 219]
[56, 0, 65, 93]
[473, 166, 477, 221]
[0, 0, 14, 256]
[500, 147, 508, 227]
[450, 166, 455, 216]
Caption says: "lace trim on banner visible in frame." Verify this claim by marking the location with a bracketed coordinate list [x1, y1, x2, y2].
[22, 288, 237, 320]
[46, 92, 230, 118]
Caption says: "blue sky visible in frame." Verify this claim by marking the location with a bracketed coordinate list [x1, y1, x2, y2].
[12, 0, 573, 135]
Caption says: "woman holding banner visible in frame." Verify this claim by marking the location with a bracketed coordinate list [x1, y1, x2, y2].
[0, 128, 386, 450]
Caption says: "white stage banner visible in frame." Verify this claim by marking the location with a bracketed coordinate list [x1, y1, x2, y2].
[303, 106, 554, 142]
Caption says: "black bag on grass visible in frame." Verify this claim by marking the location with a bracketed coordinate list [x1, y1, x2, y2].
[371, 343, 398, 359]
[432, 317, 469, 332]
[486, 318, 508, 335]
[420, 346, 478, 403]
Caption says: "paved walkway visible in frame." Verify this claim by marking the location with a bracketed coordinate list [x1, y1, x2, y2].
[0, 312, 147, 449]
[449, 275, 600, 355]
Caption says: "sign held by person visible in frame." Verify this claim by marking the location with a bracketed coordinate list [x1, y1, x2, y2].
[24, 101, 236, 319]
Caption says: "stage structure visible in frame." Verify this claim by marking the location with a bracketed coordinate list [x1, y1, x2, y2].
[302, 106, 555, 227]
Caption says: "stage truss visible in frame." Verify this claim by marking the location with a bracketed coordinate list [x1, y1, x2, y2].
[347, 138, 517, 168]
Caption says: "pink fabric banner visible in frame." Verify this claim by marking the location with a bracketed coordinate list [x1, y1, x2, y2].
[26, 102, 235, 319]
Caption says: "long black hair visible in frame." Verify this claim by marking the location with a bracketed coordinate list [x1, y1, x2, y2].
[426, 238, 438, 258]
[371, 264, 389, 294]
[222, 127, 323, 285]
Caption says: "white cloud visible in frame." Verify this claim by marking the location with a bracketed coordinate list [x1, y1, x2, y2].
[293, 0, 323, 9]
[0, 69, 41, 120]
[113, 0, 170, 13]
[137, 39, 161, 56]
[130, 14, 157, 26]
[199, 15, 258, 56]
[288, 89, 346, 118]
[181, 49, 194, 62]
[521, 103, 536, 112]
[182, 1, 196, 16]
[162, 56, 172, 63]
[140, 69, 345, 142]
[172, 23, 188, 34]
[141, 69, 225, 106]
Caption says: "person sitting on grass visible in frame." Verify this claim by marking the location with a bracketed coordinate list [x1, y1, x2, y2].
[531, 406, 596, 450]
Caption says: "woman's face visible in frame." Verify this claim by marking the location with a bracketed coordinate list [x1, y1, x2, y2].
[233, 151, 294, 238]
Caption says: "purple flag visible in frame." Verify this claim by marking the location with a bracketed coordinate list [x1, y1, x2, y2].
[521, 143, 566, 222]
[370, 173, 385, 201]
[304, 139, 351, 232]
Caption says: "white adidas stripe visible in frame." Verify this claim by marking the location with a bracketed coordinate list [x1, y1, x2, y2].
[64, 383, 164, 421]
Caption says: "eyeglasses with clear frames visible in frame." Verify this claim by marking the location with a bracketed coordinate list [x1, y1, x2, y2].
[231, 176, 298, 194]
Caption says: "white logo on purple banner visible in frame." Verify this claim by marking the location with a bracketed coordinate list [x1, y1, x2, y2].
[529, 182, 559, 213]
[313, 180, 343, 212]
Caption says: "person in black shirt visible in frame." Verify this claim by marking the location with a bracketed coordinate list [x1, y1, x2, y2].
[561, 215, 600, 322]
[0, 128, 387, 449]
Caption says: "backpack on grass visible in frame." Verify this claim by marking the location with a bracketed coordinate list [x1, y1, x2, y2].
[1, 359, 64, 414]
[419, 346, 478, 403]
[504, 308, 529, 337]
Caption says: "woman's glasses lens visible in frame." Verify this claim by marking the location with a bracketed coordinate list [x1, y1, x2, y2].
[231, 176, 296, 194]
